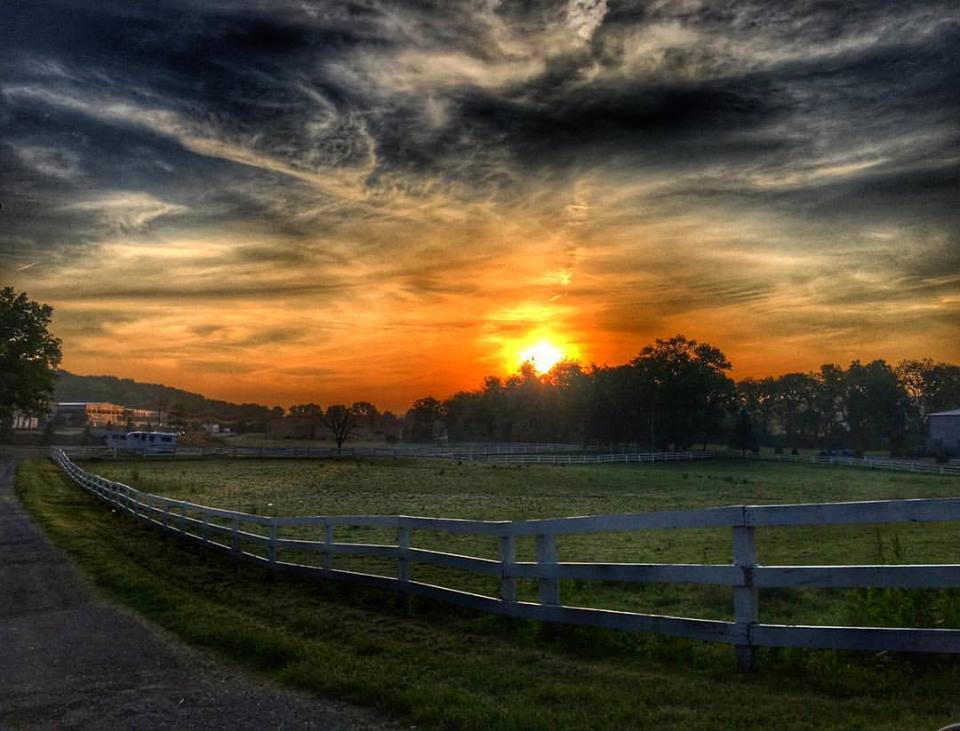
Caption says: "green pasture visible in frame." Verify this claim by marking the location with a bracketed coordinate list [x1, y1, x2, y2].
[81, 457, 960, 627]
[16, 457, 960, 730]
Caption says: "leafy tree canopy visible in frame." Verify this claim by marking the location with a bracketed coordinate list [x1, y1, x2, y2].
[0, 287, 62, 424]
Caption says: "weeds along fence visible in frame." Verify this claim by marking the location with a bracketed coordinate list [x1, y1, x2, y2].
[51, 448, 960, 669]
[806, 455, 960, 476]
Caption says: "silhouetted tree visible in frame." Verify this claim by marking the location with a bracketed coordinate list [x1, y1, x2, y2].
[402, 334, 957, 455]
[323, 404, 358, 452]
[379, 410, 402, 442]
[730, 409, 757, 456]
[289, 403, 323, 418]
[895, 359, 960, 452]
[631, 335, 734, 450]
[845, 360, 906, 454]
[351, 401, 380, 434]
[814, 364, 849, 449]
[404, 397, 444, 442]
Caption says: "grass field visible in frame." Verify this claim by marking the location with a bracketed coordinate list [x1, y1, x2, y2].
[86, 456, 960, 625]
[17, 457, 960, 729]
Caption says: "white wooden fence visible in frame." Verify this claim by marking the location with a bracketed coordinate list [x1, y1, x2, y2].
[475, 451, 711, 465]
[806, 455, 960, 476]
[51, 448, 960, 669]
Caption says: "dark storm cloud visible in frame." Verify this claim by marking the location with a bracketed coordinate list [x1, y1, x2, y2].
[3, 1, 956, 225]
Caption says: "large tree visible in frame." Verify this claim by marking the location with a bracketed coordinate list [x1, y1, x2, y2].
[0, 288, 62, 439]
[631, 335, 735, 450]
[323, 404, 359, 452]
[404, 397, 444, 443]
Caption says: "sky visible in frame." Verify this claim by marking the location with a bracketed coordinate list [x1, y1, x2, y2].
[2, 0, 958, 410]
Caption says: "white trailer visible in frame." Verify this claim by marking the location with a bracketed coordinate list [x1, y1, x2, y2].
[104, 431, 177, 454]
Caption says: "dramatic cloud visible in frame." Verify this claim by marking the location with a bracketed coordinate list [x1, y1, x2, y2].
[1, 0, 957, 408]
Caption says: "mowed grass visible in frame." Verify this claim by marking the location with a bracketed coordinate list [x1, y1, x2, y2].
[87, 457, 960, 626]
[17, 457, 960, 730]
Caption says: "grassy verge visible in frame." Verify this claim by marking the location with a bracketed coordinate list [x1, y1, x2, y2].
[17, 458, 960, 730]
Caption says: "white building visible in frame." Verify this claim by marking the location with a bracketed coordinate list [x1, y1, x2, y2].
[11, 411, 40, 430]
[929, 409, 960, 455]
[104, 431, 177, 454]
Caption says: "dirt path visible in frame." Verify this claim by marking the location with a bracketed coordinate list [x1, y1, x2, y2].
[0, 454, 400, 730]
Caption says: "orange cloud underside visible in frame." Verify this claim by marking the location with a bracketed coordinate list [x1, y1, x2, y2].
[10, 186, 959, 411]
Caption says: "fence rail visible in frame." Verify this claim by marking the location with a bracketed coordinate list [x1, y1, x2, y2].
[59, 444, 713, 464]
[60, 442, 959, 476]
[475, 451, 712, 465]
[807, 455, 960, 476]
[50, 448, 960, 669]
[765, 453, 960, 475]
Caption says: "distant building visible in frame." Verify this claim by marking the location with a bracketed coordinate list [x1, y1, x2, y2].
[11, 411, 41, 430]
[127, 407, 160, 427]
[105, 431, 177, 454]
[55, 402, 162, 429]
[201, 422, 220, 434]
[929, 409, 960, 455]
[56, 402, 126, 427]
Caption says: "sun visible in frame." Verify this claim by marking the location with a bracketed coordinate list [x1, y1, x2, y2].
[518, 339, 564, 374]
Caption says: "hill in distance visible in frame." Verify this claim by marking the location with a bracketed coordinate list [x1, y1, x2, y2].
[54, 371, 275, 425]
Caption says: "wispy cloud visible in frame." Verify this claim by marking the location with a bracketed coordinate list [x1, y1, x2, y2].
[1, 0, 957, 407]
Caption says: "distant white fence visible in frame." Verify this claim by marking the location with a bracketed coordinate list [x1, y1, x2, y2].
[59, 442, 959, 477]
[770, 454, 960, 476]
[51, 448, 960, 669]
[59, 444, 711, 464]
[474, 451, 711, 465]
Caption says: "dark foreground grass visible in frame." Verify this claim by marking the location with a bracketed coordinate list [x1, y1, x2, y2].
[16, 458, 960, 730]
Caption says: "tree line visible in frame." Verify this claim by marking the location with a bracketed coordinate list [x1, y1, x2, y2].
[401, 336, 960, 457]
[3, 287, 957, 456]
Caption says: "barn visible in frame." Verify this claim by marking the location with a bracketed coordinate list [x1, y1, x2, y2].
[928, 409, 960, 456]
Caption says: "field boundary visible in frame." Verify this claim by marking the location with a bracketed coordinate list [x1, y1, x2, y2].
[51, 448, 960, 669]
[59, 444, 713, 464]
[774, 454, 960, 476]
[58, 442, 960, 476]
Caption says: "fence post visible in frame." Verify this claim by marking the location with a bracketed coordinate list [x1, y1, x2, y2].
[536, 533, 560, 606]
[230, 514, 241, 566]
[398, 524, 412, 611]
[129, 488, 138, 522]
[500, 533, 517, 608]
[267, 519, 278, 578]
[201, 509, 210, 550]
[323, 521, 334, 573]
[398, 525, 411, 584]
[733, 523, 758, 671]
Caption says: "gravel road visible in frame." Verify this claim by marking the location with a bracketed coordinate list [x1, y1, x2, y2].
[0, 453, 401, 730]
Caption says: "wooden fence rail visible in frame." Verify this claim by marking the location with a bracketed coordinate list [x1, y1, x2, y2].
[50, 448, 960, 669]
[805, 455, 960, 476]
